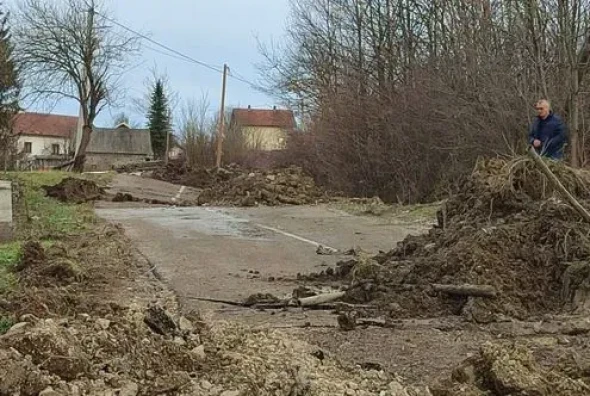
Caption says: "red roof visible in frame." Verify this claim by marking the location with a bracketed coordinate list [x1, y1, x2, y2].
[13, 111, 78, 138]
[231, 108, 295, 129]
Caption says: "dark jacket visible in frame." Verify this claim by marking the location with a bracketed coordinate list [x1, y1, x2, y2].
[528, 112, 567, 159]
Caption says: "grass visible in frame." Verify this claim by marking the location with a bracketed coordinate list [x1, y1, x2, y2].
[0, 315, 13, 334]
[0, 171, 107, 293]
[332, 199, 440, 224]
[0, 242, 19, 294]
[1, 171, 106, 240]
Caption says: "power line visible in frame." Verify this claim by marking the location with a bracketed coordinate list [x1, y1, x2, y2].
[95, 11, 223, 73]
[95, 11, 260, 89]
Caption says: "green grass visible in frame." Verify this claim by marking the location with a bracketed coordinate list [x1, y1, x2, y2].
[2, 171, 101, 240]
[332, 199, 441, 224]
[0, 171, 106, 293]
[0, 316, 13, 334]
[0, 242, 19, 294]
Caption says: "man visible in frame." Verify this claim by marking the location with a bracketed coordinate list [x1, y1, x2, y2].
[528, 99, 567, 160]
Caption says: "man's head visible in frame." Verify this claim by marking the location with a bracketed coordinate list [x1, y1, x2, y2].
[535, 99, 551, 119]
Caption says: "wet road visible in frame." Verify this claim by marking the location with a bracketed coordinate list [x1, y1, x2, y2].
[96, 204, 420, 321]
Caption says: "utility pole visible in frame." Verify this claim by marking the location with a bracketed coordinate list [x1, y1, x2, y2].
[165, 109, 171, 165]
[215, 64, 229, 168]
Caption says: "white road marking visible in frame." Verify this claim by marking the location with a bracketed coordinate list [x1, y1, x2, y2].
[173, 186, 186, 201]
[254, 223, 337, 250]
[203, 207, 338, 249]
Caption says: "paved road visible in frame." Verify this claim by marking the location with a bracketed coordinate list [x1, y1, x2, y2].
[96, 202, 420, 323]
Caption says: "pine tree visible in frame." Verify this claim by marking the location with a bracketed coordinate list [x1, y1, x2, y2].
[0, 4, 21, 170]
[147, 79, 171, 159]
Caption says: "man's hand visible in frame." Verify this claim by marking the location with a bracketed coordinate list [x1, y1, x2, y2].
[533, 139, 541, 148]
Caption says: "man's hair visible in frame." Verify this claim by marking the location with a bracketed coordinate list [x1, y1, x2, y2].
[536, 99, 551, 110]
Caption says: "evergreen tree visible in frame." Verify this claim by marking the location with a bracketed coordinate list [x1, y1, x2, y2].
[147, 79, 171, 159]
[0, 4, 21, 170]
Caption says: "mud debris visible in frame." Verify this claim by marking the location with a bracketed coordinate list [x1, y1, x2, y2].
[42, 178, 104, 204]
[151, 161, 328, 206]
[433, 342, 590, 395]
[300, 157, 590, 321]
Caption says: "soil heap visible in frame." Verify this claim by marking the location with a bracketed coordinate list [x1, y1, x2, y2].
[152, 161, 328, 206]
[324, 157, 590, 321]
[42, 178, 104, 204]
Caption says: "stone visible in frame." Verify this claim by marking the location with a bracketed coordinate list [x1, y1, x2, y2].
[96, 318, 111, 330]
[173, 336, 186, 346]
[200, 380, 213, 390]
[220, 391, 240, 396]
[119, 382, 139, 396]
[6, 322, 29, 335]
[0, 181, 13, 242]
[191, 345, 206, 360]
[39, 387, 60, 396]
[178, 316, 194, 332]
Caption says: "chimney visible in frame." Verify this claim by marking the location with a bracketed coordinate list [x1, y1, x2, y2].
[247, 105, 251, 110]
[273, 106, 277, 110]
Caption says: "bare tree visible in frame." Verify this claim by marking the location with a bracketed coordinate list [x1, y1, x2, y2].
[259, 0, 590, 202]
[13, 0, 140, 171]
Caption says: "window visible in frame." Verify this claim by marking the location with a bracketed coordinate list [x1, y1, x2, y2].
[24, 142, 32, 154]
[52, 144, 61, 155]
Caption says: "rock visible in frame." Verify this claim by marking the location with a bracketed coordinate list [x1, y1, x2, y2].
[220, 391, 240, 396]
[144, 305, 177, 335]
[119, 382, 139, 396]
[6, 322, 29, 335]
[178, 316, 194, 332]
[191, 345, 206, 360]
[173, 336, 186, 346]
[96, 318, 111, 330]
[200, 380, 213, 390]
[39, 387, 60, 396]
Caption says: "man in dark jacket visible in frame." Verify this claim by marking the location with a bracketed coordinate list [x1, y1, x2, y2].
[529, 99, 567, 160]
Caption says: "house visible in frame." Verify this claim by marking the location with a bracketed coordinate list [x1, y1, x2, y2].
[13, 111, 77, 169]
[230, 106, 296, 150]
[84, 123, 153, 171]
[13, 112, 153, 170]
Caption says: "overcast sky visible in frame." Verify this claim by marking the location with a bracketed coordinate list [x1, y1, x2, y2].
[10, 0, 290, 127]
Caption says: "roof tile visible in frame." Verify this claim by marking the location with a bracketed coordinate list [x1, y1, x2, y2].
[232, 108, 295, 129]
[13, 112, 77, 139]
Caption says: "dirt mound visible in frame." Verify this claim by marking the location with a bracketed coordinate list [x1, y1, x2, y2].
[42, 177, 104, 204]
[432, 342, 590, 395]
[153, 161, 328, 206]
[312, 157, 590, 320]
[0, 306, 203, 395]
[14, 241, 82, 287]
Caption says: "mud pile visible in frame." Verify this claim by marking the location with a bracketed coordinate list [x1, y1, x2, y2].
[432, 342, 590, 395]
[42, 178, 104, 204]
[323, 157, 590, 320]
[153, 161, 328, 206]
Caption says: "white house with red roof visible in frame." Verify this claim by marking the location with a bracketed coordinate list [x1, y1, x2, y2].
[13, 111, 77, 158]
[230, 106, 296, 150]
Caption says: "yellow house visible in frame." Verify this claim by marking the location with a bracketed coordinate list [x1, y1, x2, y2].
[230, 106, 296, 150]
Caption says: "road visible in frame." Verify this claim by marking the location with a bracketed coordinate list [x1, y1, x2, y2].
[95, 175, 491, 383]
[96, 203, 420, 321]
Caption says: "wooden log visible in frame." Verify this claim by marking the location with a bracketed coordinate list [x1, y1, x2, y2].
[528, 146, 590, 223]
[297, 291, 346, 306]
[432, 284, 497, 298]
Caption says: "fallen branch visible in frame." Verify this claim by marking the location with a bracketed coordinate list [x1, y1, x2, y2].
[432, 284, 497, 298]
[528, 146, 590, 223]
[297, 291, 346, 306]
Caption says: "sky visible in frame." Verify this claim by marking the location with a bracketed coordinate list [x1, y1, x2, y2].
[10, 0, 291, 128]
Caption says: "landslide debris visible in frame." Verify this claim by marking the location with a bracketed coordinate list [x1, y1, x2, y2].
[151, 161, 328, 206]
[310, 157, 590, 320]
[432, 342, 590, 396]
[42, 177, 104, 204]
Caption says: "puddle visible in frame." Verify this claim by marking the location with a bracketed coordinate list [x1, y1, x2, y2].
[96, 207, 273, 241]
